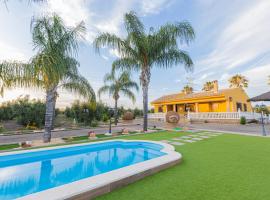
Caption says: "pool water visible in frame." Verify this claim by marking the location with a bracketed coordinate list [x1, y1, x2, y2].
[0, 141, 166, 200]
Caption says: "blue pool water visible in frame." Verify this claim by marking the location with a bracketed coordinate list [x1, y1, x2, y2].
[0, 141, 165, 199]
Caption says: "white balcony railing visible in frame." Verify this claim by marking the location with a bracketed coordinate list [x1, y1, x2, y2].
[148, 112, 166, 120]
[148, 111, 268, 122]
[187, 111, 267, 121]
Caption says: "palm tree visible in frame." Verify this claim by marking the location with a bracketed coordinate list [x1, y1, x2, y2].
[182, 85, 193, 94]
[4, 14, 95, 142]
[0, 62, 23, 97]
[202, 81, 214, 91]
[98, 70, 138, 125]
[94, 11, 195, 131]
[228, 74, 248, 88]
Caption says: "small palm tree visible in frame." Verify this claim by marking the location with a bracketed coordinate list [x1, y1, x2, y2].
[94, 11, 195, 131]
[202, 81, 214, 91]
[182, 85, 193, 94]
[98, 70, 139, 125]
[229, 74, 248, 88]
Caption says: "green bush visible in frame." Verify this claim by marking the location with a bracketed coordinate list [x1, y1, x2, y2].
[0, 96, 46, 128]
[240, 116, 246, 125]
[64, 101, 110, 125]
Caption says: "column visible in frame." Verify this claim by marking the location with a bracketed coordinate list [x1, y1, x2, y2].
[195, 103, 199, 112]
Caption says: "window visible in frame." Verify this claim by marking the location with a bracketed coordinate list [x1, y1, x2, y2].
[243, 104, 247, 112]
[158, 106, 163, 112]
[236, 102, 242, 111]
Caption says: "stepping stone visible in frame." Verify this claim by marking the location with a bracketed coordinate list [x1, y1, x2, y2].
[172, 138, 183, 141]
[160, 140, 169, 143]
[170, 142, 185, 146]
[199, 136, 210, 139]
[191, 138, 203, 141]
[188, 135, 200, 137]
[184, 140, 196, 143]
[180, 136, 192, 139]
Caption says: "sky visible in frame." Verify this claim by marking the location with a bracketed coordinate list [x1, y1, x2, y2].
[0, 0, 270, 108]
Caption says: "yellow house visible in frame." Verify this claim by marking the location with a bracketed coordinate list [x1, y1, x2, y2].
[151, 81, 252, 114]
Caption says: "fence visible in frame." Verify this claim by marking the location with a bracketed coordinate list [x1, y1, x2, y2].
[187, 111, 267, 121]
[148, 111, 268, 122]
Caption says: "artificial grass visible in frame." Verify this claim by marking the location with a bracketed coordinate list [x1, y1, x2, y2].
[96, 132, 270, 200]
[0, 143, 19, 151]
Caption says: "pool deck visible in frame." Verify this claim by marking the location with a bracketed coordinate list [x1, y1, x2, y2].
[4, 139, 181, 200]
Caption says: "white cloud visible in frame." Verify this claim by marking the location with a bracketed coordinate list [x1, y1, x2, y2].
[141, 0, 173, 15]
[0, 41, 28, 61]
[195, 0, 270, 74]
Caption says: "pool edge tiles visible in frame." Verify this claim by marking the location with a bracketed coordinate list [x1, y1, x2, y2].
[4, 140, 181, 200]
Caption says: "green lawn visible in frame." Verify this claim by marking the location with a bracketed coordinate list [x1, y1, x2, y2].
[95, 131, 270, 200]
[0, 143, 20, 151]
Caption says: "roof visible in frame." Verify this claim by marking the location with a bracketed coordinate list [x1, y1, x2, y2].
[248, 91, 270, 102]
[151, 88, 243, 104]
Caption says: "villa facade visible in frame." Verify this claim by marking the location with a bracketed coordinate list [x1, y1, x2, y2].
[151, 81, 252, 114]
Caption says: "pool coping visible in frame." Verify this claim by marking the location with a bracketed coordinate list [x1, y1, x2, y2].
[1, 139, 181, 200]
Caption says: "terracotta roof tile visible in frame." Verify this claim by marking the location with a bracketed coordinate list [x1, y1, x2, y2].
[151, 88, 241, 104]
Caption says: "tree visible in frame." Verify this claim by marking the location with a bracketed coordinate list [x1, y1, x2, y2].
[4, 14, 95, 142]
[94, 11, 195, 131]
[182, 85, 193, 94]
[98, 70, 138, 125]
[228, 74, 248, 88]
[202, 81, 214, 91]
[0, 62, 23, 97]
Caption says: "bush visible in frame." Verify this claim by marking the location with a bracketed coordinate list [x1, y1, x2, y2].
[122, 112, 134, 120]
[240, 116, 246, 125]
[0, 96, 46, 128]
[90, 120, 98, 127]
[64, 101, 96, 125]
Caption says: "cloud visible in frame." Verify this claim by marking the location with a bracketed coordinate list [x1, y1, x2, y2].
[0, 41, 28, 61]
[195, 0, 270, 74]
[141, 0, 173, 15]
[43, 0, 175, 43]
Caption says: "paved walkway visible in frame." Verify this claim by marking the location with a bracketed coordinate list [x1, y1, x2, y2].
[188, 123, 270, 136]
[0, 124, 142, 145]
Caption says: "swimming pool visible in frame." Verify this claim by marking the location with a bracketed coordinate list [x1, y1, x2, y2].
[0, 140, 181, 200]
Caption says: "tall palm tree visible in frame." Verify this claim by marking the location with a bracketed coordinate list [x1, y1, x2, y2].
[4, 14, 95, 142]
[94, 11, 195, 131]
[228, 74, 248, 88]
[98, 70, 138, 125]
[202, 81, 214, 91]
[182, 85, 193, 94]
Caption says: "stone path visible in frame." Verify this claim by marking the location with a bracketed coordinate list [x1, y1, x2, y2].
[161, 131, 223, 146]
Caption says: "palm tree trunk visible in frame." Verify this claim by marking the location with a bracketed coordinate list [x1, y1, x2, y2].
[114, 99, 118, 125]
[44, 88, 56, 143]
[51, 92, 57, 130]
[140, 67, 151, 132]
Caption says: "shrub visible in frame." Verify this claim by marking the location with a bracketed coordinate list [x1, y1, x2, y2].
[240, 116, 246, 125]
[102, 114, 109, 122]
[90, 120, 98, 127]
[64, 101, 96, 125]
[122, 112, 134, 120]
[0, 96, 46, 128]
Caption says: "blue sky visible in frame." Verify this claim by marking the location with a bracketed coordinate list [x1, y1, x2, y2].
[0, 0, 270, 108]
